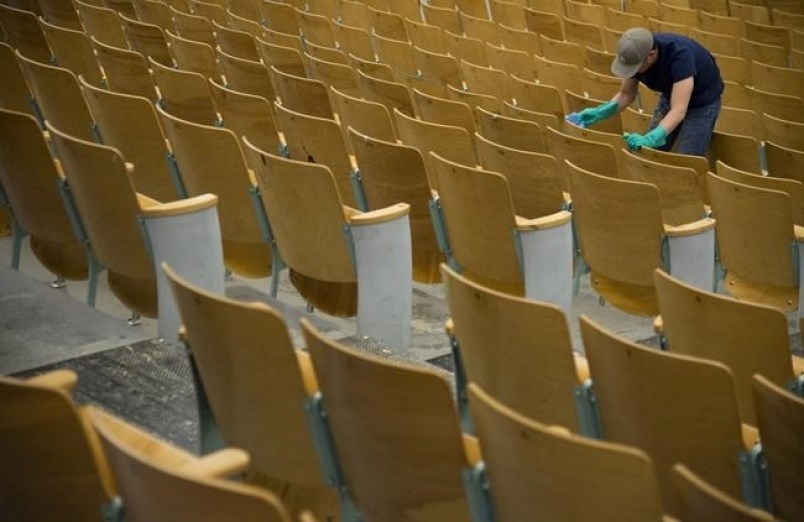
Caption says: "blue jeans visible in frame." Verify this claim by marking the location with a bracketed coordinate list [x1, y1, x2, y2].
[647, 96, 721, 156]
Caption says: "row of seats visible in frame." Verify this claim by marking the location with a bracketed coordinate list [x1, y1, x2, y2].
[2, 1, 804, 326]
[3, 263, 802, 520]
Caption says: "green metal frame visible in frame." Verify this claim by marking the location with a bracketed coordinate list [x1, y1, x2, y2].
[573, 379, 604, 439]
[56, 178, 104, 307]
[182, 339, 225, 455]
[462, 462, 495, 522]
[303, 393, 363, 522]
[349, 169, 369, 212]
[447, 334, 474, 434]
[248, 185, 285, 298]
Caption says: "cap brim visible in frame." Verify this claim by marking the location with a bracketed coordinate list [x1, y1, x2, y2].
[611, 59, 641, 79]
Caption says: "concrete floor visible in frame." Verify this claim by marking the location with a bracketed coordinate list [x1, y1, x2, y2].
[0, 230, 663, 452]
[0, 231, 659, 374]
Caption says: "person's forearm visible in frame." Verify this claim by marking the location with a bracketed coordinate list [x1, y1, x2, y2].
[656, 106, 687, 134]
[612, 90, 636, 112]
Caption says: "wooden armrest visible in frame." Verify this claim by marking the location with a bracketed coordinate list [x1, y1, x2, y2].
[741, 423, 759, 450]
[349, 202, 410, 226]
[462, 433, 482, 467]
[792, 354, 804, 376]
[178, 448, 250, 478]
[445, 318, 455, 337]
[547, 425, 572, 436]
[343, 205, 361, 220]
[653, 315, 663, 335]
[53, 157, 66, 179]
[296, 349, 319, 396]
[137, 193, 161, 209]
[247, 168, 258, 186]
[573, 353, 590, 384]
[88, 406, 197, 468]
[140, 193, 218, 217]
[299, 512, 319, 522]
[27, 369, 78, 392]
[663, 217, 716, 237]
[795, 224, 804, 242]
[515, 210, 572, 231]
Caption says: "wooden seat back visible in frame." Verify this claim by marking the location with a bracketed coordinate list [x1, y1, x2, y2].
[76, 0, 129, 48]
[394, 108, 477, 190]
[655, 268, 796, 426]
[209, 79, 282, 155]
[0, 371, 115, 521]
[545, 126, 619, 189]
[156, 105, 271, 278]
[766, 141, 804, 184]
[150, 56, 218, 125]
[242, 144, 355, 285]
[92, 37, 156, 100]
[166, 29, 220, 80]
[410, 88, 475, 136]
[468, 382, 665, 521]
[432, 152, 523, 295]
[569, 162, 664, 315]
[256, 37, 306, 78]
[355, 68, 414, 117]
[707, 131, 762, 174]
[475, 105, 546, 153]
[38, 0, 84, 31]
[90, 407, 292, 522]
[217, 48, 276, 103]
[81, 78, 177, 201]
[305, 52, 359, 98]
[444, 265, 582, 431]
[474, 132, 564, 218]
[348, 128, 442, 283]
[0, 42, 34, 115]
[47, 123, 157, 316]
[120, 13, 172, 65]
[164, 266, 335, 510]
[580, 315, 746, 515]
[0, 3, 51, 62]
[707, 172, 798, 310]
[212, 19, 260, 60]
[0, 109, 88, 280]
[39, 18, 104, 86]
[672, 464, 773, 522]
[752, 374, 804, 520]
[301, 319, 472, 522]
[620, 148, 707, 226]
[273, 102, 356, 207]
[16, 51, 96, 141]
[270, 65, 333, 119]
[716, 160, 804, 224]
[330, 86, 396, 144]
[296, 9, 335, 47]
[172, 7, 216, 46]
[762, 113, 804, 152]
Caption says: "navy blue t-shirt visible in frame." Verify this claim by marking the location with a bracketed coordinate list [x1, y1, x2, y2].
[635, 33, 724, 108]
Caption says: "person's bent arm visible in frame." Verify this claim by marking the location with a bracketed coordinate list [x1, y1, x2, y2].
[612, 77, 639, 111]
[656, 76, 693, 134]
[573, 78, 639, 127]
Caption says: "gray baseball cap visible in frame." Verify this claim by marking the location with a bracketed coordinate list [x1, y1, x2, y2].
[611, 27, 654, 78]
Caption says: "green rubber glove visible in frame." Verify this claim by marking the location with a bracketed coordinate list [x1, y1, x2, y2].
[623, 126, 668, 151]
[576, 100, 619, 127]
